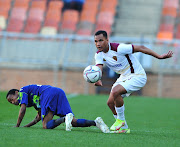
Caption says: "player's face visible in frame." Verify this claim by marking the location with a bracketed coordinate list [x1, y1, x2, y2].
[7, 92, 19, 105]
[94, 34, 109, 53]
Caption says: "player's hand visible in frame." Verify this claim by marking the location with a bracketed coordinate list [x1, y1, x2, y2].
[159, 50, 173, 59]
[94, 80, 103, 86]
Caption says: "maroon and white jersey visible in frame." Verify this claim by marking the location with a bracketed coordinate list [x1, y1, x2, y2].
[95, 43, 145, 76]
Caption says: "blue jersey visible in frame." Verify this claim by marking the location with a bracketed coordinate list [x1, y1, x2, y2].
[18, 84, 51, 108]
[17, 84, 73, 119]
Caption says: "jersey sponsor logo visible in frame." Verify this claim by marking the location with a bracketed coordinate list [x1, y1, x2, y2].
[106, 62, 122, 68]
[113, 56, 117, 61]
[103, 58, 106, 61]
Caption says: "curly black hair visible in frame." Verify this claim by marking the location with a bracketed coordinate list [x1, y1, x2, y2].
[6, 89, 19, 98]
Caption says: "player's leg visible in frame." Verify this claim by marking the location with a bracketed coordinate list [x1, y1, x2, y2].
[70, 117, 110, 133]
[109, 84, 127, 131]
[56, 87, 110, 133]
[42, 111, 65, 129]
[107, 92, 117, 116]
[40, 89, 66, 129]
[111, 75, 147, 132]
[107, 93, 130, 131]
[107, 92, 129, 130]
[42, 111, 53, 129]
[49, 87, 74, 131]
[109, 101, 129, 131]
[71, 117, 96, 127]
[112, 84, 126, 107]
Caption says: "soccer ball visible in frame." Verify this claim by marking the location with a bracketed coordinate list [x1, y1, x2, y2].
[83, 65, 102, 83]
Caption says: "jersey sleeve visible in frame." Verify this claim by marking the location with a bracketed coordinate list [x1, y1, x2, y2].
[117, 43, 134, 55]
[18, 87, 28, 106]
[95, 52, 104, 65]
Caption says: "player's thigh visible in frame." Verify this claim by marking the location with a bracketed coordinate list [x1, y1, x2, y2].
[107, 84, 127, 105]
[113, 75, 146, 94]
[42, 111, 54, 128]
[111, 84, 127, 97]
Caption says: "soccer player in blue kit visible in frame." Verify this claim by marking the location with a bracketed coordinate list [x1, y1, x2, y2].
[6, 84, 110, 133]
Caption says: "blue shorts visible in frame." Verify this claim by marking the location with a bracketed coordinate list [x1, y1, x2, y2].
[40, 87, 73, 120]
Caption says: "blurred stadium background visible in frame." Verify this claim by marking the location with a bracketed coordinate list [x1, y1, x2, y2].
[0, 0, 179, 98]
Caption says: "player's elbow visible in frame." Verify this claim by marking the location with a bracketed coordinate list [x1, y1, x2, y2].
[141, 45, 148, 51]
[138, 45, 146, 51]
[134, 45, 147, 53]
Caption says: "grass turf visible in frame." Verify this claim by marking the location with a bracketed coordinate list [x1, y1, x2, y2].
[0, 91, 180, 147]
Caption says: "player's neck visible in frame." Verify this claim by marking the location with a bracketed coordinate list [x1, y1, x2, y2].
[103, 45, 109, 53]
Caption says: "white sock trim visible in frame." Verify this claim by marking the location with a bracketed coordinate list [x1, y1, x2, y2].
[115, 105, 125, 120]
[113, 114, 117, 119]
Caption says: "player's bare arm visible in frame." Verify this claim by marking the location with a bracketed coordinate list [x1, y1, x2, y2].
[133, 45, 173, 59]
[16, 104, 26, 127]
[94, 64, 103, 86]
[24, 110, 41, 127]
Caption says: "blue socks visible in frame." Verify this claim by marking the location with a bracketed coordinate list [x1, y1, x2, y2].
[46, 117, 65, 129]
[76, 119, 96, 127]
[46, 120, 56, 129]
[46, 118, 96, 129]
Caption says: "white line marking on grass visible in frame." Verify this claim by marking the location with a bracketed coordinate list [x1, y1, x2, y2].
[0, 123, 157, 133]
[91, 127, 99, 130]
[67, 93, 79, 99]
[90, 127, 155, 133]
[0, 123, 15, 126]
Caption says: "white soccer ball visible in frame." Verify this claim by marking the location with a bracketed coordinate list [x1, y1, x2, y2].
[83, 65, 102, 83]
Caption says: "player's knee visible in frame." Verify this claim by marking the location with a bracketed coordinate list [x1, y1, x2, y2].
[43, 125, 47, 129]
[111, 90, 119, 99]
[42, 122, 47, 129]
[107, 100, 113, 108]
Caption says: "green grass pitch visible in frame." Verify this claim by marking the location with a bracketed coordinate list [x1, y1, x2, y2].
[0, 91, 180, 147]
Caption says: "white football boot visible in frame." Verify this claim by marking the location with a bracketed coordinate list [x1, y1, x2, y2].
[65, 113, 73, 131]
[95, 117, 110, 133]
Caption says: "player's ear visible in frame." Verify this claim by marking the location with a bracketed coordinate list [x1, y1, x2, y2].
[7, 96, 11, 102]
[15, 90, 19, 98]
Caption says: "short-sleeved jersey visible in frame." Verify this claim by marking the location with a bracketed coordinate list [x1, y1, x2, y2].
[95, 43, 145, 76]
[17, 84, 51, 108]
